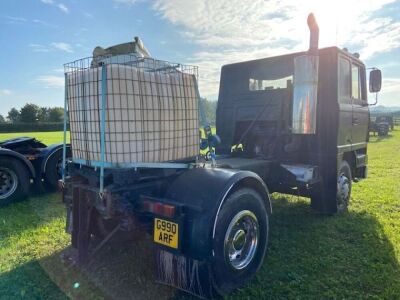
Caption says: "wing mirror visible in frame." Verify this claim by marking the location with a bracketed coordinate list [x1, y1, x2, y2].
[369, 69, 382, 93]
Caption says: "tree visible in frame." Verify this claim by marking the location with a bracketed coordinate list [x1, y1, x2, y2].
[7, 107, 20, 123]
[20, 103, 40, 123]
[199, 98, 217, 126]
[37, 107, 50, 122]
[48, 107, 64, 122]
[0, 114, 5, 123]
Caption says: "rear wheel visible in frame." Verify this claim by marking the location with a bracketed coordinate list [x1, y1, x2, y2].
[212, 188, 269, 295]
[44, 149, 69, 191]
[0, 158, 30, 206]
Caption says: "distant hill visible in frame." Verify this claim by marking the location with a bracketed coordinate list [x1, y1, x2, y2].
[370, 106, 400, 116]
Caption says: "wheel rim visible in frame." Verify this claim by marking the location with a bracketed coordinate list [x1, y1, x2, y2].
[337, 173, 350, 210]
[224, 210, 259, 270]
[0, 167, 18, 199]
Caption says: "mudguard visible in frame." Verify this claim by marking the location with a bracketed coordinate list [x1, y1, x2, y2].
[0, 148, 36, 178]
[40, 144, 70, 175]
[166, 167, 271, 260]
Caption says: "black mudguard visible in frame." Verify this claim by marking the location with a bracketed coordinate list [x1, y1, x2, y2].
[166, 167, 271, 260]
[0, 148, 35, 178]
[158, 167, 271, 298]
[39, 143, 70, 176]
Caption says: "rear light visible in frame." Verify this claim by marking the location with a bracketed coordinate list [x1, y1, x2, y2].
[142, 200, 176, 218]
[142, 200, 154, 212]
[153, 202, 164, 215]
[163, 204, 176, 217]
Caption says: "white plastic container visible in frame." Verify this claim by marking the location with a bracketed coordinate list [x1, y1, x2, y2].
[66, 64, 199, 165]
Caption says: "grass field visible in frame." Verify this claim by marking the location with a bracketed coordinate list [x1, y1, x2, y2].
[0, 131, 69, 145]
[0, 130, 399, 299]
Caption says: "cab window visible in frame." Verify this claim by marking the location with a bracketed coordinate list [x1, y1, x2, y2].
[351, 64, 361, 99]
[339, 57, 351, 99]
[249, 75, 293, 91]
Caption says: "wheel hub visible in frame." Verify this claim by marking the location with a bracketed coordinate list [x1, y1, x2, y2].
[224, 210, 259, 270]
[0, 167, 18, 200]
[232, 229, 246, 251]
[337, 173, 350, 208]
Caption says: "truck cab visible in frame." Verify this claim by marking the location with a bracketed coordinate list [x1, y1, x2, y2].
[215, 46, 378, 213]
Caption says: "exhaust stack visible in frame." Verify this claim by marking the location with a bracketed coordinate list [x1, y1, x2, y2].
[307, 13, 319, 53]
[291, 13, 319, 134]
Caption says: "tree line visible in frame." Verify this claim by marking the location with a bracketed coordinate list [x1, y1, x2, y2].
[0, 99, 217, 125]
[1, 104, 65, 124]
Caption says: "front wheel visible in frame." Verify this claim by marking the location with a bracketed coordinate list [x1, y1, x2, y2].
[336, 160, 352, 213]
[212, 188, 269, 295]
[311, 160, 352, 214]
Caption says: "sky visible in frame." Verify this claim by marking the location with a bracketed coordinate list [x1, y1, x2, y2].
[1, 0, 400, 117]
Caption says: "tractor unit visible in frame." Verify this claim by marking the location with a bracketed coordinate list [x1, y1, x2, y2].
[61, 15, 381, 298]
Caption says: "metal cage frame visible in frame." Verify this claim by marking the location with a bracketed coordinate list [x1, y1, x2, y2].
[62, 55, 200, 193]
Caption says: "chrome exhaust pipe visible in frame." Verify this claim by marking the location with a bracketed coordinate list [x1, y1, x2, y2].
[307, 13, 319, 54]
[291, 13, 319, 135]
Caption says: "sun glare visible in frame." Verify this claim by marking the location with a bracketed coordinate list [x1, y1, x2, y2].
[299, 0, 362, 48]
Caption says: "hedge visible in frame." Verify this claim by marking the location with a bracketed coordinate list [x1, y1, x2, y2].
[0, 123, 69, 133]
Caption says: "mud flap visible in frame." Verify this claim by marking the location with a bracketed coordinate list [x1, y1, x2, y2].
[156, 249, 217, 299]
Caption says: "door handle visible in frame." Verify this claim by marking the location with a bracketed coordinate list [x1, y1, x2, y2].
[352, 117, 359, 125]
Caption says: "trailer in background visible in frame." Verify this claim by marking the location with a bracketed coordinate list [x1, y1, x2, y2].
[0, 137, 70, 206]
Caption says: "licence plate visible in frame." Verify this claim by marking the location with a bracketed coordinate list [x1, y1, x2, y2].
[154, 218, 179, 249]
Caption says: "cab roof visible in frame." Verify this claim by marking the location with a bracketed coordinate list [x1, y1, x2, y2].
[222, 46, 365, 70]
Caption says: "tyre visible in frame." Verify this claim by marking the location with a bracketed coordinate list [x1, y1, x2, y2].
[0, 157, 30, 206]
[311, 160, 352, 214]
[336, 160, 352, 213]
[44, 149, 69, 191]
[212, 188, 269, 295]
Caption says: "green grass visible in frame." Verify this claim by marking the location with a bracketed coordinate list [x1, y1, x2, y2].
[0, 131, 70, 145]
[0, 130, 399, 299]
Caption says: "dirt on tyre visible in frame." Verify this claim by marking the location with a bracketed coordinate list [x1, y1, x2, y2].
[0, 157, 30, 206]
[212, 188, 269, 296]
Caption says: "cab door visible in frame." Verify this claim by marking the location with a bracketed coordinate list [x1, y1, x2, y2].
[350, 63, 369, 149]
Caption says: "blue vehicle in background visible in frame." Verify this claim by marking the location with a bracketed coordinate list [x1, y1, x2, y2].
[0, 137, 70, 206]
